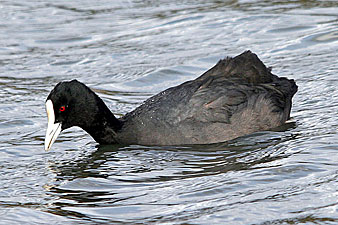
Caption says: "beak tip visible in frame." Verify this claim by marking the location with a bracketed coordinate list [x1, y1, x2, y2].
[44, 123, 62, 152]
[44, 144, 50, 151]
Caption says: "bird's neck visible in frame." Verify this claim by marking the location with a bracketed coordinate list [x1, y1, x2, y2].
[82, 97, 122, 145]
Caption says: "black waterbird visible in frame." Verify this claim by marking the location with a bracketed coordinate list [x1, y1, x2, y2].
[44, 51, 297, 150]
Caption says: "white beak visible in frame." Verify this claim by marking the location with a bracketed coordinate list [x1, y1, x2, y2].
[45, 100, 62, 151]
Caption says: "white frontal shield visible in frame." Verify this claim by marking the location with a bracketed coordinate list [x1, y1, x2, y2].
[45, 100, 62, 151]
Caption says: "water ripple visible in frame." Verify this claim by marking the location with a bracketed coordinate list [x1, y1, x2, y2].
[0, 0, 338, 224]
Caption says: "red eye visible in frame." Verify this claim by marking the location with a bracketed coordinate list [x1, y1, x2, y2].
[59, 106, 66, 112]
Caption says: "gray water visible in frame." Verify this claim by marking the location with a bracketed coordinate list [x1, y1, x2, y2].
[1, 0, 338, 224]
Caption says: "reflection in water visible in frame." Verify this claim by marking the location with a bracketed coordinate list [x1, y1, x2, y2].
[44, 128, 300, 223]
[49, 127, 298, 181]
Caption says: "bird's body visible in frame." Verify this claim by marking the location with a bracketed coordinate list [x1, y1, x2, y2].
[45, 51, 297, 150]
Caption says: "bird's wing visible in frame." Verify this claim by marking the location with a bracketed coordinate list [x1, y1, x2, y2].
[178, 78, 289, 130]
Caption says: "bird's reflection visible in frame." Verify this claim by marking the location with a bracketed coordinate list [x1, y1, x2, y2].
[47, 121, 297, 183]
[44, 123, 298, 222]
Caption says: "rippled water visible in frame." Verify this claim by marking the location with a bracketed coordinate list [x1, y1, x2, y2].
[1, 0, 338, 224]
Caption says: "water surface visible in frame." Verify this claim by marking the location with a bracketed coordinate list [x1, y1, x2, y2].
[1, 0, 338, 224]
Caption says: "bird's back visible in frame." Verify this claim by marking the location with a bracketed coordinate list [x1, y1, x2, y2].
[119, 51, 297, 145]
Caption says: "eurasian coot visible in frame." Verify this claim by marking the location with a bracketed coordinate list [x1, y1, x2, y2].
[45, 51, 297, 150]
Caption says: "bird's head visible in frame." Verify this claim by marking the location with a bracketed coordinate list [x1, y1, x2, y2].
[44, 80, 101, 151]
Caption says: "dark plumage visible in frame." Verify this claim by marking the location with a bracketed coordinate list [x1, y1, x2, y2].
[44, 51, 297, 150]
